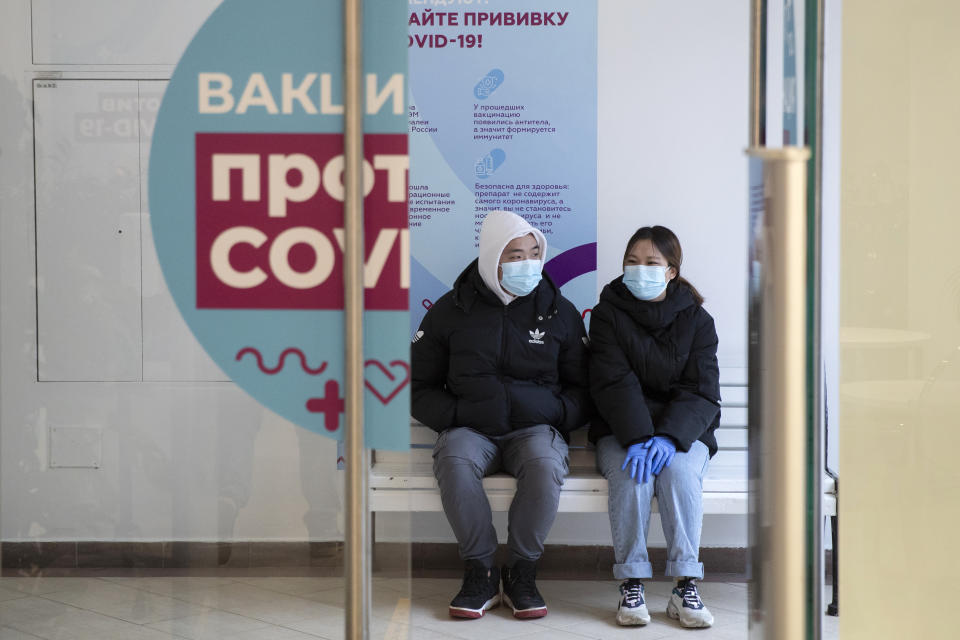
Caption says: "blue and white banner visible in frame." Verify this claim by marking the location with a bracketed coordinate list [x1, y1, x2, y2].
[407, 0, 598, 331]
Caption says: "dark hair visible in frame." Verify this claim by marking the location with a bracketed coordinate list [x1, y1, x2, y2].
[623, 226, 704, 305]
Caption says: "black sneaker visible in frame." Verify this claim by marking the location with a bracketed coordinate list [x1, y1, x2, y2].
[615, 578, 650, 625]
[501, 559, 547, 619]
[449, 560, 500, 619]
[667, 577, 714, 628]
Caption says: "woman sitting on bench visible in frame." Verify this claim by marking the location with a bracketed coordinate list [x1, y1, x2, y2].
[588, 225, 721, 628]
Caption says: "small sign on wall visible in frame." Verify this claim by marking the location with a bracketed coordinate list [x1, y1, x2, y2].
[49, 426, 101, 469]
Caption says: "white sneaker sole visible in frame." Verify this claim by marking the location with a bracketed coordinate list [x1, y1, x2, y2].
[667, 599, 714, 628]
[449, 594, 500, 619]
[502, 592, 548, 619]
[616, 606, 650, 626]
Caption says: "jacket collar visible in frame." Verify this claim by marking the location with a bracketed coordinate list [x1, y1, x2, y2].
[601, 276, 696, 330]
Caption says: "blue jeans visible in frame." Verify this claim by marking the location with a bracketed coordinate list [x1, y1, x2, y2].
[596, 435, 710, 580]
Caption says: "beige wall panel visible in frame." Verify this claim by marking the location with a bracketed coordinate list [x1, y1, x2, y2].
[841, 1, 960, 637]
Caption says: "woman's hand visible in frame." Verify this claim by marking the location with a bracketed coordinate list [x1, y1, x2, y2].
[646, 436, 677, 475]
[621, 443, 652, 484]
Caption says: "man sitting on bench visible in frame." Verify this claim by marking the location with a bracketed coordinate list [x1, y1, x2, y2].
[411, 209, 591, 620]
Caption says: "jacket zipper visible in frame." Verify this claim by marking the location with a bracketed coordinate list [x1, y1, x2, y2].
[501, 305, 510, 425]
[500, 305, 509, 366]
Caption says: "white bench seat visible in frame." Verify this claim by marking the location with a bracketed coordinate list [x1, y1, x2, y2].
[370, 373, 837, 519]
[370, 462, 836, 515]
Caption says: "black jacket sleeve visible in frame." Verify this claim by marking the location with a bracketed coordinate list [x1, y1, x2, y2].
[655, 311, 722, 451]
[410, 305, 457, 432]
[555, 299, 592, 435]
[588, 305, 655, 446]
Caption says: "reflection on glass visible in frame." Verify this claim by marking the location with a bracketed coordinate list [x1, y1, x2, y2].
[1, 6, 414, 640]
[840, 1, 960, 638]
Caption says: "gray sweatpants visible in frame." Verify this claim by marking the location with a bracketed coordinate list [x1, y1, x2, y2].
[432, 424, 570, 568]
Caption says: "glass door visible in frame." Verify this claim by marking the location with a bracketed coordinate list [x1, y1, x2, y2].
[0, 2, 414, 639]
[838, 0, 960, 638]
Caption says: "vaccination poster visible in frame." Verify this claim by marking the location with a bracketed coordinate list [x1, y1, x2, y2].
[407, 0, 599, 332]
[149, 0, 410, 450]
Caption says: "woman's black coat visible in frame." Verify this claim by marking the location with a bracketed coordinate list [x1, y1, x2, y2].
[588, 277, 721, 457]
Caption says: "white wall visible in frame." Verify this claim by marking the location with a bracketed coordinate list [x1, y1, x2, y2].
[595, 0, 750, 370]
[2, 0, 838, 549]
[823, 0, 842, 473]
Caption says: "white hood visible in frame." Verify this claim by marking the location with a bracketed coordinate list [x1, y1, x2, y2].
[477, 210, 548, 305]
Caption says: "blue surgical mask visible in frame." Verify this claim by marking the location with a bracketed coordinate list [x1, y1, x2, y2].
[623, 264, 669, 300]
[500, 259, 542, 297]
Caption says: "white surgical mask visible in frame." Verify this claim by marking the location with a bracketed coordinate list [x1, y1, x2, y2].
[500, 259, 542, 296]
[623, 264, 669, 300]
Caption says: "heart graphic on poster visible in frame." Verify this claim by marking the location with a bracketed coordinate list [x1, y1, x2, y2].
[364, 359, 410, 405]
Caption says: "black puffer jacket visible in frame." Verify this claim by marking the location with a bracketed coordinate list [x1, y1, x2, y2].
[588, 277, 721, 456]
[411, 260, 591, 438]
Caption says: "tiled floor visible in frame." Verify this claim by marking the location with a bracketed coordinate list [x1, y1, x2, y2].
[0, 575, 839, 639]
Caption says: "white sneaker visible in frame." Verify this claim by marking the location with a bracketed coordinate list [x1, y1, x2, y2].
[667, 578, 714, 628]
[616, 579, 650, 625]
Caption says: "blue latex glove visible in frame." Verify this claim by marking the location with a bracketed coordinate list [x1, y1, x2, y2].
[621, 443, 651, 484]
[645, 436, 677, 476]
